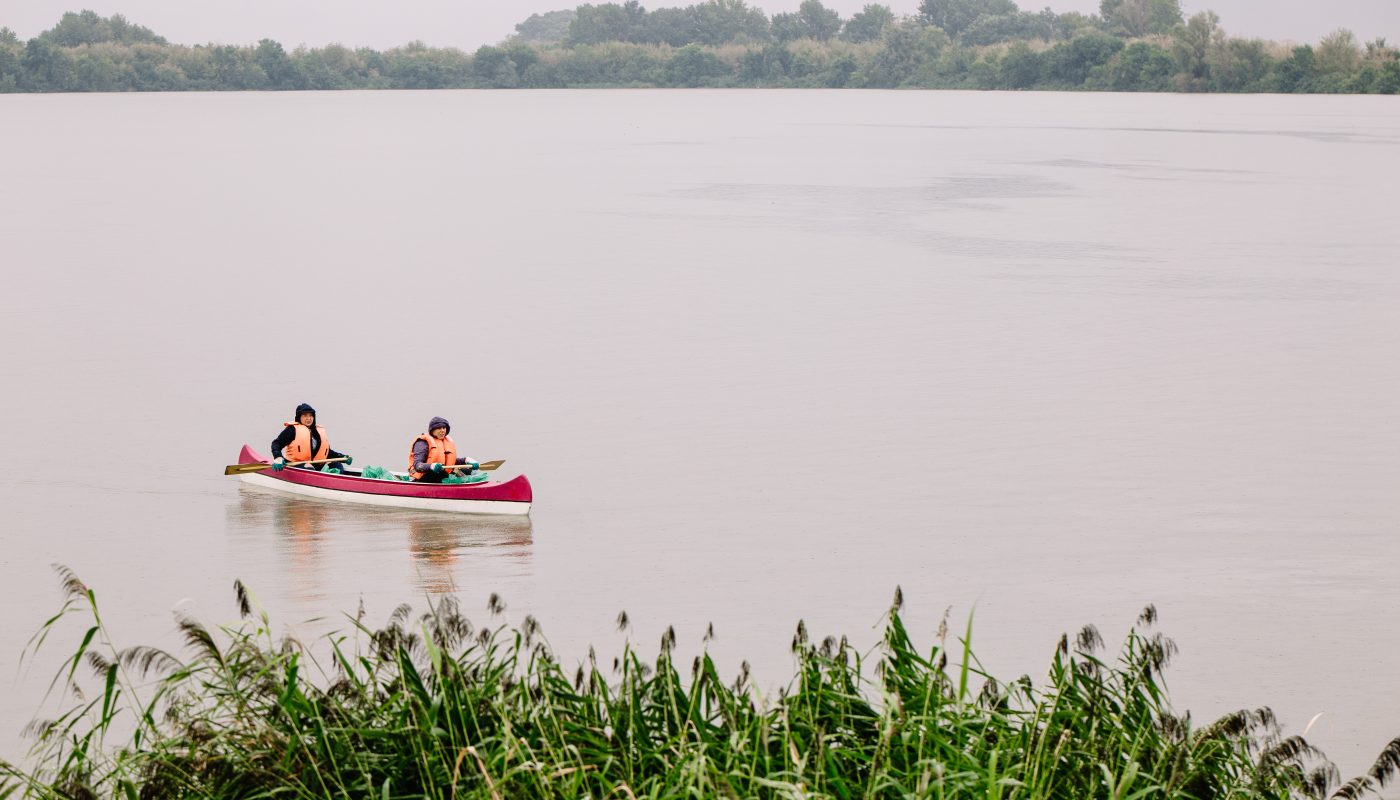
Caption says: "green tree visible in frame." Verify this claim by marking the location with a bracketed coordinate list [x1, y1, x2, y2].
[1042, 29, 1123, 86]
[1375, 60, 1400, 94]
[961, 12, 1053, 46]
[1315, 28, 1361, 74]
[1205, 37, 1269, 91]
[254, 39, 302, 89]
[922, 43, 976, 85]
[860, 20, 948, 86]
[825, 53, 858, 85]
[0, 29, 19, 92]
[566, 2, 648, 46]
[1364, 37, 1392, 58]
[491, 60, 521, 87]
[21, 38, 76, 90]
[644, 8, 697, 46]
[918, 0, 1018, 39]
[473, 45, 513, 82]
[1099, 0, 1182, 37]
[0, 47, 19, 92]
[770, 13, 804, 43]
[1355, 39, 1400, 93]
[1049, 11, 1097, 39]
[965, 54, 1000, 87]
[39, 10, 165, 46]
[573, 42, 666, 83]
[148, 61, 188, 90]
[166, 46, 211, 89]
[212, 44, 268, 89]
[72, 49, 125, 91]
[687, 0, 769, 45]
[296, 44, 368, 89]
[798, 0, 842, 41]
[999, 41, 1042, 87]
[665, 43, 732, 85]
[1086, 39, 1175, 90]
[1171, 10, 1220, 88]
[383, 42, 471, 89]
[772, 0, 840, 42]
[514, 10, 578, 43]
[739, 42, 790, 81]
[506, 44, 540, 74]
[124, 43, 167, 88]
[842, 5, 894, 43]
[521, 61, 563, 86]
[1272, 45, 1316, 92]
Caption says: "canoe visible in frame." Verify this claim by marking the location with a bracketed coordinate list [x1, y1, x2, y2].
[234, 445, 532, 516]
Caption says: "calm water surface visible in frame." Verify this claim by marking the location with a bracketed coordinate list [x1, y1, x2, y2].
[0, 89, 1397, 777]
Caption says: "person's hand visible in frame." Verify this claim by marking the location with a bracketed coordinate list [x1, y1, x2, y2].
[342, 456, 353, 466]
[431, 463, 444, 474]
[469, 460, 480, 470]
[272, 458, 285, 472]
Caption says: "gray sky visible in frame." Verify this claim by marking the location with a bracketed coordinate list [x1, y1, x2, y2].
[5, 0, 1397, 51]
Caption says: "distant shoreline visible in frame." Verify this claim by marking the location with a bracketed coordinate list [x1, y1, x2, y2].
[2, 6, 1397, 95]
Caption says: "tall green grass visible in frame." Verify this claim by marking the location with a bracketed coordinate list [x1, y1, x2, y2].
[2, 567, 1397, 799]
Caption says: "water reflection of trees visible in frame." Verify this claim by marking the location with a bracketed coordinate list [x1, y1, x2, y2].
[230, 487, 533, 597]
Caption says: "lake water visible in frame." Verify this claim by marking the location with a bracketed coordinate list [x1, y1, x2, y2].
[0, 89, 1397, 779]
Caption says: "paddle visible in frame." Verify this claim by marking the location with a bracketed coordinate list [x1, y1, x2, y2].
[223, 457, 348, 476]
[448, 460, 505, 472]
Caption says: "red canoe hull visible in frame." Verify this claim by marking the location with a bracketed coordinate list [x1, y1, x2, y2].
[235, 445, 532, 514]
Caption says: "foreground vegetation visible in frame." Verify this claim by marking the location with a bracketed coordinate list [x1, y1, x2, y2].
[2, 1, 1399, 93]
[2, 570, 1398, 798]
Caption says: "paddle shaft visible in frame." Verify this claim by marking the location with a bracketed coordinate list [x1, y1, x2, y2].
[226, 457, 503, 476]
[447, 459, 504, 472]
[224, 457, 348, 475]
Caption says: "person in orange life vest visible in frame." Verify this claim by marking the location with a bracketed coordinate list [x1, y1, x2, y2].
[408, 416, 479, 483]
[270, 403, 353, 472]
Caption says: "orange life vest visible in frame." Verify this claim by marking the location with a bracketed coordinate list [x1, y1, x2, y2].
[282, 422, 330, 463]
[409, 433, 457, 480]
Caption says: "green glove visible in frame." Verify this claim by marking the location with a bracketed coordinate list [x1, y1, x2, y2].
[272, 458, 285, 472]
[431, 463, 444, 474]
[342, 456, 353, 466]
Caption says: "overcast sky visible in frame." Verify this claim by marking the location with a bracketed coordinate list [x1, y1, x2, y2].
[5, 0, 1397, 51]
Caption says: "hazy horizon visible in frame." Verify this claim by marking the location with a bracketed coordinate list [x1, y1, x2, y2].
[4, 0, 1397, 52]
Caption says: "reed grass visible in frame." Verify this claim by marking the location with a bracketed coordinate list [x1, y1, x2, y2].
[2, 567, 1397, 799]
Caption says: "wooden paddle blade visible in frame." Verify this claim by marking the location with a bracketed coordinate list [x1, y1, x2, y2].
[447, 460, 505, 472]
[224, 462, 273, 475]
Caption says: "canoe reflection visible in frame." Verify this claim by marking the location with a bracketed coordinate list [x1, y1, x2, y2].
[405, 515, 533, 593]
[231, 487, 533, 595]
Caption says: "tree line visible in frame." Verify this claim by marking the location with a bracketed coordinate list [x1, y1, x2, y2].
[2, 2, 1398, 93]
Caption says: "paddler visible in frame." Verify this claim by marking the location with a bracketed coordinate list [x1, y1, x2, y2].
[409, 416, 479, 483]
[271, 403, 353, 472]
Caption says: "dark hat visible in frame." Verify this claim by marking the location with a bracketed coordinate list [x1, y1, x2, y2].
[428, 416, 450, 434]
[295, 403, 316, 419]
